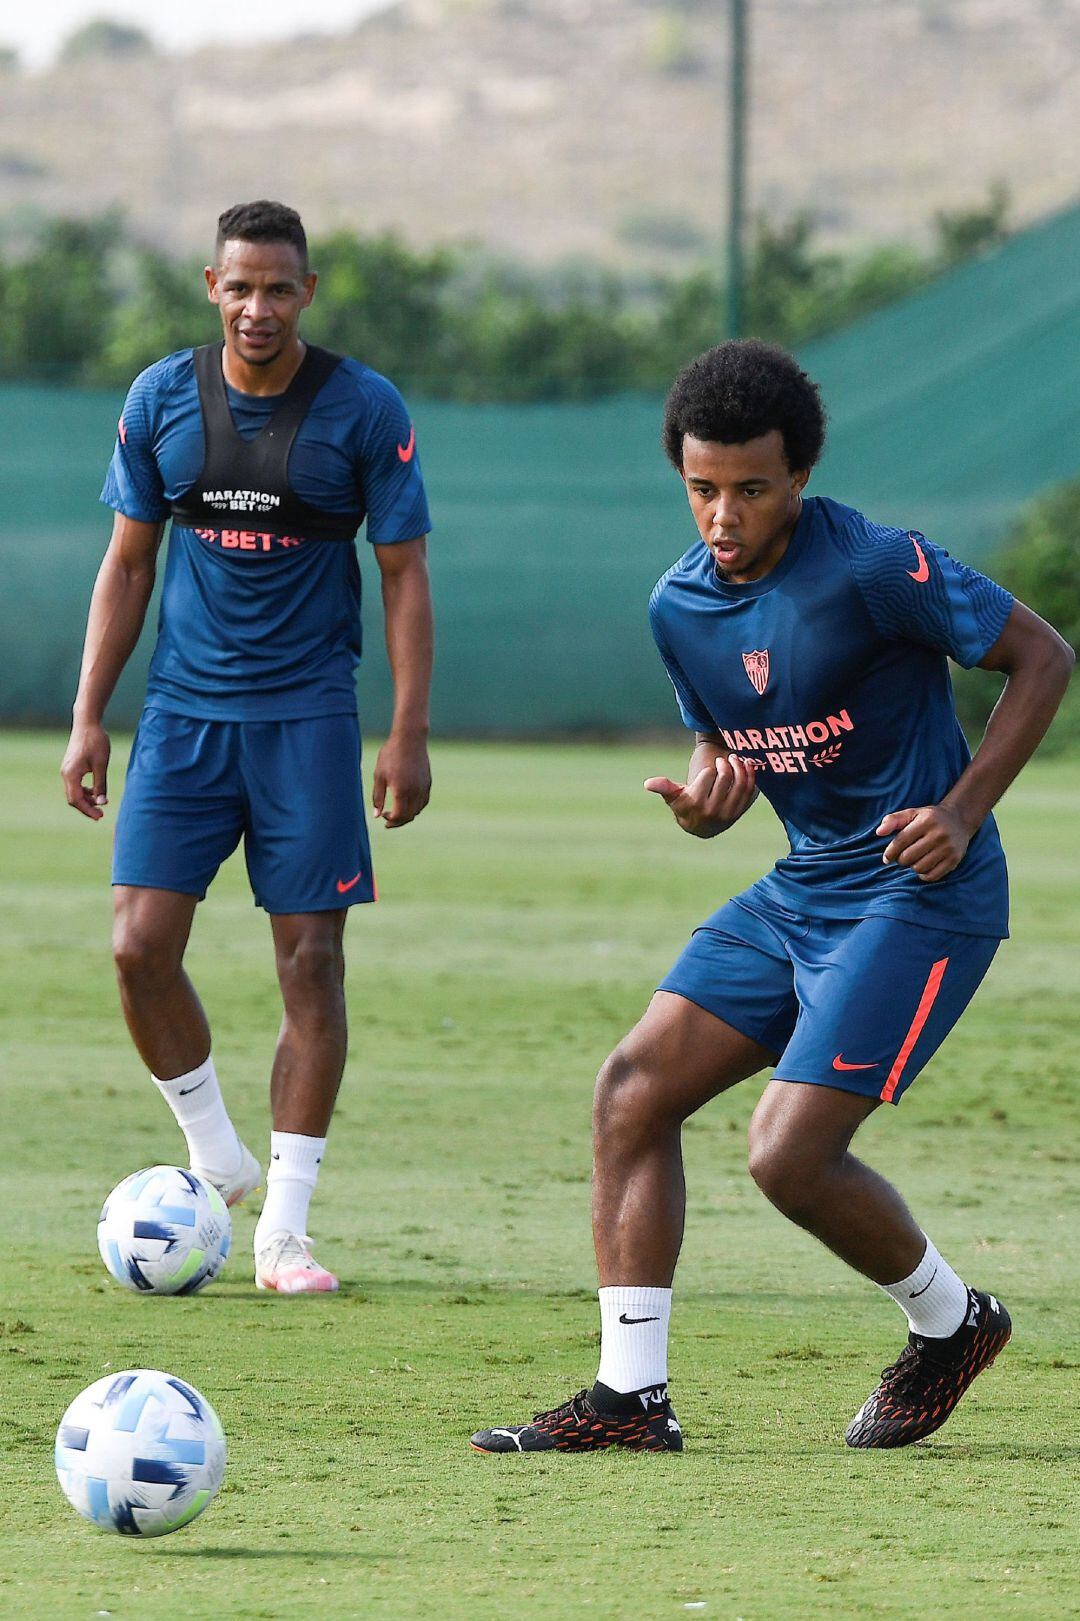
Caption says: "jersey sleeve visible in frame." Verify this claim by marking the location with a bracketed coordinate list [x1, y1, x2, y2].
[356, 379, 432, 545]
[99, 367, 170, 523]
[649, 594, 716, 733]
[844, 520, 1014, 669]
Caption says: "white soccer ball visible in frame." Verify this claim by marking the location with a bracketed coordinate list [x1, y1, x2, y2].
[98, 1166, 230, 1294]
[55, 1369, 227, 1537]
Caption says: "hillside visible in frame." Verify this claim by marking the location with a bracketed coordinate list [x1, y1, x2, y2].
[1, 0, 1078, 266]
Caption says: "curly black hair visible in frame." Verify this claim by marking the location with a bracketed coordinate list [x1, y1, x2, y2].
[662, 339, 826, 473]
[215, 200, 308, 270]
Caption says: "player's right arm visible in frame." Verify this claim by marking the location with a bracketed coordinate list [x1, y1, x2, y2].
[645, 733, 758, 838]
[646, 588, 757, 837]
[61, 513, 165, 820]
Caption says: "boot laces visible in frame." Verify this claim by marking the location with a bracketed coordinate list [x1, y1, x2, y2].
[533, 1390, 591, 1426]
[879, 1334, 960, 1394]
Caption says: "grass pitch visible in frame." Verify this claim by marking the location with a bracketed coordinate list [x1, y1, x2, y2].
[1, 733, 1077, 1619]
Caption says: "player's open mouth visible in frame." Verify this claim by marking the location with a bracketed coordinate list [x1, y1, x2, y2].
[240, 329, 276, 347]
[710, 538, 741, 564]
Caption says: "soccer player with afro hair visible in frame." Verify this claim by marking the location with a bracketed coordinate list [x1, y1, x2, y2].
[473, 338, 1072, 1457]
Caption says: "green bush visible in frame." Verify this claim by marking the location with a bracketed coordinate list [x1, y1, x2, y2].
[0, 190, 1016, 402]
[0, 216, 114, 380]
[953, 477, 1079, 755]
[58, 18, 155, 63]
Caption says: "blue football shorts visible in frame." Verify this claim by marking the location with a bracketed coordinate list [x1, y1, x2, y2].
[112, 708, 376, 914]
[658, 894, 1000, 1104]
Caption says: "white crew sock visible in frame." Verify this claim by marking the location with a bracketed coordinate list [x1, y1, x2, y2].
[878, 1234, 969, 1338]
[152, 1055, 243, 1180]
[595, 1287, 672, 1393]
[254, 1132, 326, 1249]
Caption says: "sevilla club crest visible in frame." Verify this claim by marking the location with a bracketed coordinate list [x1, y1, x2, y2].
[742, 649, 770, 695]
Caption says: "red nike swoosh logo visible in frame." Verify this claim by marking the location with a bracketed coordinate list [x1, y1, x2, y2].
[397, 425, 415, 463]
[336, 872, 363, 894]
[832, 1054, 878, 1072]
[906, 536, 930, 583]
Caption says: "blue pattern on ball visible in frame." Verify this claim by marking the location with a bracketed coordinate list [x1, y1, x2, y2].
[166, 1378, 204, 1419]
[123, 1252, 154, 1291]
[86, 1477, 111, 1525]
[132, 1219, 185, 1248]
[132, 1458, 187, 1486]
[103, 1374, 137, 1408]
[151, 1204, 197, 1227]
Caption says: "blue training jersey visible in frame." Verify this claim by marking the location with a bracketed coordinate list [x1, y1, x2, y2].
[649, 495, 1013, 938]
[101, 347, 432, 721]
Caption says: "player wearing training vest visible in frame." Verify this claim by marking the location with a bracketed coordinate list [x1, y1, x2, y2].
[472, 340, 1072, 1454]
[61, 201, 434, 1294]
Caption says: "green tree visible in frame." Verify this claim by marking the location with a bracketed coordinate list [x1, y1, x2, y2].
[58, 18, 155, 63]
[649, 269, 725, 377]
[453, 281, 644, 402]
[0, 192, 1039, 401]
[744, 215, 931, 346]
[832, 243, 928, 327]
[0, 216, 115, 380]
[99, 248, 213, 384]
[995, 478, 1080, 649]
[953, 478, 1079, 754]
[302, 231, 457, 394]
[934, 182, 1010, 269]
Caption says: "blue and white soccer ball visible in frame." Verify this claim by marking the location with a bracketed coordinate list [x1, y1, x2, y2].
[55, 1369, 227, 1537]
[98, 1166, 230, 1294]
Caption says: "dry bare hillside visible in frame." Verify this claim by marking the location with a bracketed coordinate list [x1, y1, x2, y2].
[1, 0, 1077, 263]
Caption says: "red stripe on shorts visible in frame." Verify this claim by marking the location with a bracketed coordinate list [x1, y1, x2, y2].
[880, 956, 950, 1103]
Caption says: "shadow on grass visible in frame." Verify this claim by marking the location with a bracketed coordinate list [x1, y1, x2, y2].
[197, 1279, 879, 1305]
[921, 1441, 1080, 1463]
[157, 1547, 395, 1561]
[190, 1279, 528, 1303]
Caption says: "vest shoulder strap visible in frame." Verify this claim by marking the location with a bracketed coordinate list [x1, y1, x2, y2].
[191, 342, 344, 443]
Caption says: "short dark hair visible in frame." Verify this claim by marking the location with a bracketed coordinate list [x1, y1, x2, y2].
[215, 200, 308, 269]
[662, 339, 826, 473]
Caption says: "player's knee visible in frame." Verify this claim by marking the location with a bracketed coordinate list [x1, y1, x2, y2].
[111, 924, 181, 994]
[593, 1044, 671, 1147]
[746, 1123, 821, 1220]
[275, 934, 345, 1001]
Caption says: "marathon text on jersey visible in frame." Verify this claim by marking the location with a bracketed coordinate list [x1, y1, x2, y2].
[720, 708, 854, 773]
[200, 489, 283, 514]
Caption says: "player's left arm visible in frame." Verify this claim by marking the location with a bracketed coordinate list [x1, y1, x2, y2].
[372, 537, 434, 829]
[879, 602, 1074, 880]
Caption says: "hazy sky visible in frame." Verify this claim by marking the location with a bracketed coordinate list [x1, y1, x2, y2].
[3, 0, 392, 69]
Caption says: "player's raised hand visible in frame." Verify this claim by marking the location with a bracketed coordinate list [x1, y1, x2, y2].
[645, 754, 757, 839]
[372, 730, 432, 829]
[876, 804, 973, 882]
[61, 722, 111, 820]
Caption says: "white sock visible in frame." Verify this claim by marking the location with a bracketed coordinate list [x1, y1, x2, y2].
[879, 1235, 969, 1338]
[152, 1055, 242, 1179]
[595, 1287, 672, 1393]
[254, 1132, 326, 1250]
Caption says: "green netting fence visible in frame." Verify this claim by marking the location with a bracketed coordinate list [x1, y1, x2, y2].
[2, 203, 1078, 734]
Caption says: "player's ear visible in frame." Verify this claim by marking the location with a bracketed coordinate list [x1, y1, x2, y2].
[791, 466, 810, 496]
[301, 272, 317, 307]
[205, 266, 220, 304]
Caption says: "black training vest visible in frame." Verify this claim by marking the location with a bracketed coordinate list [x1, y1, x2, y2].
[170, 342, 364, 542]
